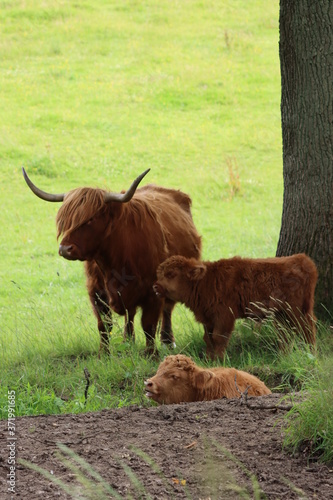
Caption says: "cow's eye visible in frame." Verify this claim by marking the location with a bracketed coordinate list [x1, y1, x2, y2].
[172, 375, 179, 380]
[165, 271, 175, 280]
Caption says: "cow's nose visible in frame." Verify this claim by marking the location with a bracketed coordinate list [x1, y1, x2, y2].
[144, 380, 152, 388]
[59, 244, 73, 258]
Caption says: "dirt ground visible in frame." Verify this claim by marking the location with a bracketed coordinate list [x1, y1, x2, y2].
[1, 393, 333, 499]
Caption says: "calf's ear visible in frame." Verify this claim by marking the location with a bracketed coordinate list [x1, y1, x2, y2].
[186, 264, 207, 281]
[193, 369, 215, 389]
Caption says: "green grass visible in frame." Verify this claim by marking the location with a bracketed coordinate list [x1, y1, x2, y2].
[1, 0, 332, 464]
[282, 357, 333, 464]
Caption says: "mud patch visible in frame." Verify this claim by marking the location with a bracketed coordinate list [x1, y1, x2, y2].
[1, 394, 332, 499]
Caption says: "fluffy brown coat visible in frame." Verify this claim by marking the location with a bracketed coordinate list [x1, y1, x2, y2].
[145, 355, 271, 404]
[154, 254, 317, 359]
[57, 185, 201, 354]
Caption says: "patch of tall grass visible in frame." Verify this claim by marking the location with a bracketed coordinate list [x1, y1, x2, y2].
[1, 304, 330, 419]
[283, 357, 333, 464]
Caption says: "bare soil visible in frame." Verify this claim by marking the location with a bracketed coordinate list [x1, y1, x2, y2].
[1, 393, 333, 499]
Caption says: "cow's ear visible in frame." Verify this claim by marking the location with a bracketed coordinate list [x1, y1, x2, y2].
[193, 369, 214, 389]
[186, 263, 206, 281]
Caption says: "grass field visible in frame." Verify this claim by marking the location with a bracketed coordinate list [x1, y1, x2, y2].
[1, 1, 332, 463]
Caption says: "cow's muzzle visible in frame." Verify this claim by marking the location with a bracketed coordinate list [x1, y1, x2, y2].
[59, 244, 78, 261]
[153, 283, 165, 297]
[144, 379, 157, 399]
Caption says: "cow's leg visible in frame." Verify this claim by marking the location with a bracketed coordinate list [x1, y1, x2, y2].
[141, 295, 163, 356]
[160, 299, 176, 347]
[98, 315, 113, 353]
[90, 291, 113, 355]
[85, 262, 112, 355]
[123, 308, 136, 341]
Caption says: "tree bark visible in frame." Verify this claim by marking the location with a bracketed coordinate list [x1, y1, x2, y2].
[277, 0, 333, 321]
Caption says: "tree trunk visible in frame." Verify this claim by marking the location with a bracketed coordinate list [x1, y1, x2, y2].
[277, 0, 333, 321]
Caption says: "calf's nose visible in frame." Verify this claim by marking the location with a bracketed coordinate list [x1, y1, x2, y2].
[144, 380, 153, 388]
[153, 283, 164, 297]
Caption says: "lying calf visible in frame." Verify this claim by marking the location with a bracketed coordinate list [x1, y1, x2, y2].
[154, 254, 317, 359]
[145, 354, 271, 404]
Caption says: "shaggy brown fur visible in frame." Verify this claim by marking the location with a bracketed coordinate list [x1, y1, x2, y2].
[56, 184, 201, 354]
[56, 189, 102, 240]
[154, 254, 317, 359]
[145, 354, 271, 404]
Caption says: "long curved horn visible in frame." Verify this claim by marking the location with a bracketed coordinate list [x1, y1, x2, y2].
[22, 167, 65, 202]
[104, 169, 150, 203]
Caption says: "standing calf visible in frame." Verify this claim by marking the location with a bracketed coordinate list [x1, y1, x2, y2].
[154, 254, 317, 359]
[145, 354, 271, 404]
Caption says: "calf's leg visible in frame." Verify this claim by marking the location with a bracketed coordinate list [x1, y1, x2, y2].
[303, 313, 317, 347]
[287, 308, 316, 348]
[203, 325, 215, 358]
[207, 314, 235, 360]
[290, 301, 316, 347]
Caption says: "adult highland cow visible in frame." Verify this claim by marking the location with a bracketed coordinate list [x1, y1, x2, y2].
[22, 168, 201, 354]
[154, 254, 317, 359]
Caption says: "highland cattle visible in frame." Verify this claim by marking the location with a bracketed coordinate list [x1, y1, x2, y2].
[154, 254, 317, 359]
[145, 354, 271, 404]
[23, 168, 201, 354]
